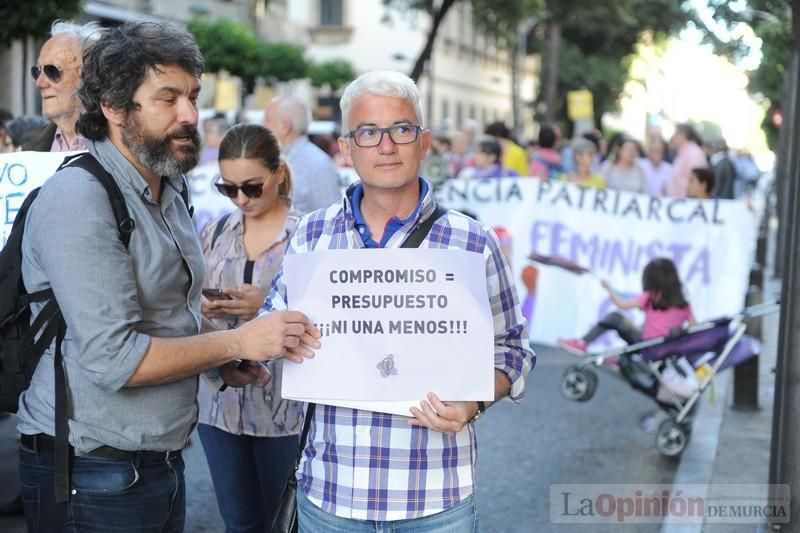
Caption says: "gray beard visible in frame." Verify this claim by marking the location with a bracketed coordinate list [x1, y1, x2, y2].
[122, 125, 199, 177]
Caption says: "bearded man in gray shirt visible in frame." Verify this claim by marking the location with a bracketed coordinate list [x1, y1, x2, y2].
[16, 21, 320, 533]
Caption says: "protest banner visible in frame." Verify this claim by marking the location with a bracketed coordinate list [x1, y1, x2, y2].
[281, 248, 495, 412]
[437, 178, 757, 347]
[3, 152, 755, 351]
[0, 151, 237, 242]
[0, 150, 85, 247]
[1, 151, 353, 242]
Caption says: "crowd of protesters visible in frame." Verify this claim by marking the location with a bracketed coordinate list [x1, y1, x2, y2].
[0, 15, 762, 533]
[412, 118, 762, 200]
[1, 18, 536, 533]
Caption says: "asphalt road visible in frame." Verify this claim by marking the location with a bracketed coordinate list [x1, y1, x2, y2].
[1, 344, 679, 532]
[473, 344, 678, 532]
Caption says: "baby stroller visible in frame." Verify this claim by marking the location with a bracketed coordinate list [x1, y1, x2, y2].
[559, 301, 779, 458]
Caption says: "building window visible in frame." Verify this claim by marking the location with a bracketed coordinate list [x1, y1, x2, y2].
[441, 99, 450, 125]
[456, 102, 463, 129]
[320, 0, 343, 26]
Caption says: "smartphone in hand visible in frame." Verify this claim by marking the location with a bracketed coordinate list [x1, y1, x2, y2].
[202, 288, 233, 300]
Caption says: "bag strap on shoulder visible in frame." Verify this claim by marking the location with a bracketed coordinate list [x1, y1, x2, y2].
[58, 153, 134, 249]
[401, 204, 448, 249]
[210, 212, 232, 251]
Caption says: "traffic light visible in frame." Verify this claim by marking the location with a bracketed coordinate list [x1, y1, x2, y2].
[772, 108, 783, 128]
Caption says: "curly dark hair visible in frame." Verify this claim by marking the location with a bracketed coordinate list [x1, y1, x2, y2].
[76, 21, 204, 141]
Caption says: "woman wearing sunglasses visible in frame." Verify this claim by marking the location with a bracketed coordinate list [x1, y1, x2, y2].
[197, 123, 303, 532]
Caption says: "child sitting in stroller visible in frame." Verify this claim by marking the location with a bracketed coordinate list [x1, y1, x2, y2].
[558, 257, 696, 358]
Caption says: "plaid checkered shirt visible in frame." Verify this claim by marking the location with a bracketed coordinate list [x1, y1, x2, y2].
[263, 178, 535, 521]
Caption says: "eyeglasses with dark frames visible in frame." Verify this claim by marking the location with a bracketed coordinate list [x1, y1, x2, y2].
[345, 124, 422, 147]
[214, 177, 270, 199]
[30, 64, 77, 84]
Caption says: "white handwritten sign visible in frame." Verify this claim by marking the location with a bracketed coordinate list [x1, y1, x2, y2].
[281, 248, 495, 408]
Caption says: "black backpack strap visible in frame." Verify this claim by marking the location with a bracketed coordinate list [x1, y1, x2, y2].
[20, 299, 70, 502]
[210, 212, 232, 251]
[401, 205, 448, 249]
[59, 153, 135, 249]
[53, 318, 70, 503]
[22, 297, 59, 353]
[48, 153, 134, 502]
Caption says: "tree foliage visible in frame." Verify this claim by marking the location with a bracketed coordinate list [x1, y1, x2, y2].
[0, 0, 83, 47]
[256, 42, 308, 83]
[188, 18, 261, 79]
[530, 0, 690, 131]
[188, 18, 308, 87]
[383, 0, 545, 81]
[693, 0, 792, 149]
[308, 59, 356, 91]
[383, 0, 691, 131]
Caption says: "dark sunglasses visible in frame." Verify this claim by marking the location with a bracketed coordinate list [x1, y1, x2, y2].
[30, 64, 70, 83]
[214, 178, 268, 199]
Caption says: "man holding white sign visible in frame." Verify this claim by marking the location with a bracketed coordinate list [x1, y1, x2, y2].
[263, 70, 534, 531]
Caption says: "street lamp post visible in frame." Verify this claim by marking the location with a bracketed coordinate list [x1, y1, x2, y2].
[769, 2, 800, 525]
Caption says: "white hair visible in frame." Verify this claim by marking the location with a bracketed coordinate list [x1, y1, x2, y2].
[462, 118, 478, 133]
[272, 95, 310, 134]
[50, 20, 105, 50]
[339, 70, 423, 132]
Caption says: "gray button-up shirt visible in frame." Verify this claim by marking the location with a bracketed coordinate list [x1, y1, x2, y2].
[17, 138, 206, 453]
[283, 135, 342, 215]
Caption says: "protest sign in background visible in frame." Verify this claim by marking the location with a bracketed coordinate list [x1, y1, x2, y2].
[0, 152, 236, 243]
[1, 152, 354, 241]
[281, 248, 495, 406]
[437, 178, 757, 347]
[0, 151, 84, 247]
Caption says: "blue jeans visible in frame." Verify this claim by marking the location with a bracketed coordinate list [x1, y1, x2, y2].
[197, 423, 298, 533]
[297, 489, 480, 533]
[18, 440, 185, 532]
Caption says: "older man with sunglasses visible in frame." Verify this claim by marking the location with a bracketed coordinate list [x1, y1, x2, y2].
[1, 21, 104, 517]
[21, 20, 104, 152]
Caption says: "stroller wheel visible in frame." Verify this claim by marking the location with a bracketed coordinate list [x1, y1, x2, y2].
[655, 419, 690, 457]
[561, 365, 598, 402]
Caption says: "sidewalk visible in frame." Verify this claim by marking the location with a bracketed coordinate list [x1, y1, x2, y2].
[662, 266, 780, 531]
